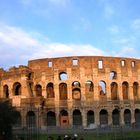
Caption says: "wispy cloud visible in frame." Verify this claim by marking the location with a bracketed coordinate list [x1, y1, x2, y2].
[0, 24, 105, 68]
[98, 0, 115, 19]
[131, 19, 140, 30]
[73, 17, 92, 32]
[19, 0, 72, 17]
[116, 47, 139, 58]
[48, 0, 71, 7]
[0, 23, 139, 69]
[19, 0, 33, 6]
[104, 4, 114, 18]
[108, 25, 120, 34]
[31, 43, 105, 59]
[0, 24, 38, 47]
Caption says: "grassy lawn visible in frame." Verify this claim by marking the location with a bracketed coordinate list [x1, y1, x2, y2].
[17, 131, 140, 140]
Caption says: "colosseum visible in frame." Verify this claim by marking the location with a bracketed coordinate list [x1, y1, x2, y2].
[0, 56, 140, 130]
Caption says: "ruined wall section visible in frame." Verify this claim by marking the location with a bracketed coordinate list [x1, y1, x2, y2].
[0, 65, 32, 106]
[0, 56, 140, 108]
[28, 56, 140, 105]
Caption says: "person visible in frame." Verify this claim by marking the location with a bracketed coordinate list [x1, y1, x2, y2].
[72, 134, 78, 140]
[63, 135, 68, 140]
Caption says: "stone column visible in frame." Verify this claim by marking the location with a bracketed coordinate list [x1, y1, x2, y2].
[108, 110, 112, 126]
[94, 84, 99, 102]
[9, 84, 13, 98]
[40, 111, 46, 129]
[129, 84, 134, 101]
[120, 109, 124, 126]
[55, 108, 60, 127]
[107, 82, 111, 101]
[118, 84, 123, 101]
[82, 110, 87, 128]
[138, 85, 140, 100]
[94, 109, 100, 126]
[68, 110, 72, 128]
[21, 76, 30, 97]
[54, 84, 59, 107]
[131, 109, 135, 125]
[42, 86, 46, 98]
[81, 82, 86, 102]
[92, 68, 99, 102]
[21, 108, 26, 128]
[35, 108, 40, 128]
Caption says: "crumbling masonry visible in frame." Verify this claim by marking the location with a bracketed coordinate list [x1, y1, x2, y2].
[0, 56, 140, 129]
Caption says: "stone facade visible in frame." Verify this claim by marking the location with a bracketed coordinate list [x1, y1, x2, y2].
[0, 56, 140, 129]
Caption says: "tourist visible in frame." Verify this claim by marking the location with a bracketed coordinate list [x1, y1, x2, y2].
[64, 135, 68, 140]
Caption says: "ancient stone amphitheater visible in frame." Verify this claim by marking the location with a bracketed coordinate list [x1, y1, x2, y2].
[0, 56, 140, 129]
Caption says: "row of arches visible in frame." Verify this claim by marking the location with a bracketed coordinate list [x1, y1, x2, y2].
[14, 109, 140, 128]
[3, 81, 139, 101]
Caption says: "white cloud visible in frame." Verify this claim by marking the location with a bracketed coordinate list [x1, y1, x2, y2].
[108, 25, 120, 34]
[30, 43, 105, 59]
[0, 24, 105, 68]
[131, 19, 140, 30]
[73, 17, 92, 32]
[0, 24, 138, 69]
[19, 0, 33, 6]
[48, 0, 71, 7]
[104, 4, 114, 18]
[19, 0, 72, 17]
[0, 24, 38, 47]
[98, 0, 114, 19]
[116, 47, 139, 58]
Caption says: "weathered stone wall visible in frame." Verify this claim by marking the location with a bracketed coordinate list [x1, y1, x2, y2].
[0, 56, 140, 129]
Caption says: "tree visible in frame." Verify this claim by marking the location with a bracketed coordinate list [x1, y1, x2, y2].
[0, 101, 19, 140]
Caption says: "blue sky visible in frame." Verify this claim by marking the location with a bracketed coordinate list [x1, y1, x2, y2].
[0, 0, 140, 68]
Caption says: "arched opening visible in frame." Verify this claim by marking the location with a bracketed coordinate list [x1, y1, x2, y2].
[13, 82, 21, 96]
[100, 109, 108, 127]
[85, 81, 94, 92]
[26, 111, 36, 127]
[87, 110, 94, 126]
[73, 109, 82, 127]
[133, 82, 139, 100]
[60, 110, 69, 127]
[14, 111, 21, 127]
[110, 71, 117, 80]
[3, 85, 9, 98]
[47, 111, 56, 126]
[99, 81, 107, 101]
[27, 73, 32, 80]
[35, 84, 42, 97]
[124, 109, 131, 126]
[72, 88, 81, 100]
[135, 109, 140, 127]
[72, 81, 81, 100]
[59, 72, 68, 80]
[46, 83, 54, 98]
[112, 109, 120, 126]
[59, 83, 67, 100]
[122, 82, 129, 100]
[111, 82, 118, 100]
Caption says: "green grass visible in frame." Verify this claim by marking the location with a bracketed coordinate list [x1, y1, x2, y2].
[17, 131, 140, 140]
